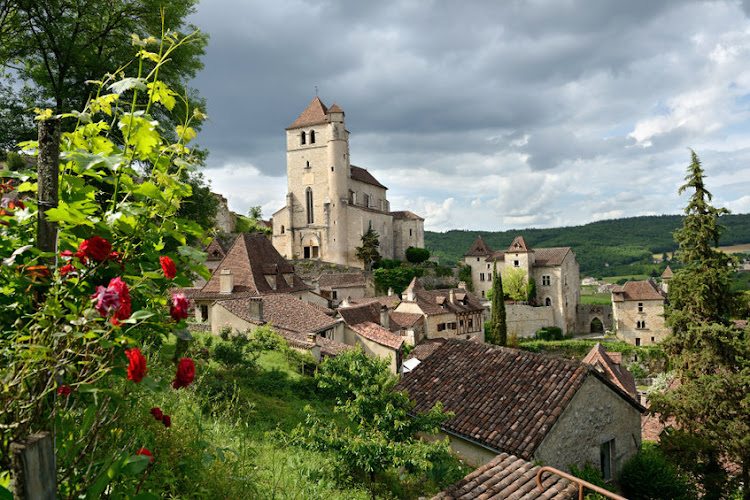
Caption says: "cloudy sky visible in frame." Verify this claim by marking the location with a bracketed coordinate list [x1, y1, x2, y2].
[188, 0, 750, 232]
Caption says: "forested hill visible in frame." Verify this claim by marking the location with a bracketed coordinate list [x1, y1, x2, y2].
[425, 214, 750, 277]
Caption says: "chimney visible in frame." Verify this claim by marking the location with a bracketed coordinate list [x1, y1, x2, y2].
[380, 306, 390, 330]
[248, 296, 263, 322]
[220, 269, 234, 294]
[387, 287, 394, 297]
[458, 281, 467, 290]
[406, 286, 415, 302]
[449, 289, 456, 304]
[307, 332, 316, 344]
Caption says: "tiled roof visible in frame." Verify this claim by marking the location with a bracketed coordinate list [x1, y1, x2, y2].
[351, 321, 404, 350]
[661, 266, 673, 279]
[394, 340, 589, 459]
[218, 294, 338, 335]
[204, 238, 228, 262]
[464, 236, 494, 257]
[508, 236, 532, 252]
[582, 343, 638, 401]
[347, 295, 401, 310]
[390, 311, 424, 331]
[327, 102, 344, 114]
[390, 210, 424, 221]
[318, 272, 366, 290]
[432, 452, 577, 500]
[402, 279, 484, 316]
[337, 302, 381, 327]
[286, 97, 329, 129]
[611, 280, 664, 302]
[350, 165, 386, 189]
[407, 338, 446, 360]
[193, 234, 310, 299]
[533, 247, 571, 266]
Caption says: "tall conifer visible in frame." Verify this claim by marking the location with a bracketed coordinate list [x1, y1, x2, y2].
[489, 262, 507, 346]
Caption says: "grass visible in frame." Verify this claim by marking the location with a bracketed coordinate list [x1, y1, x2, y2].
[600, 274, 650, 284]
[580, 293, 612, 305]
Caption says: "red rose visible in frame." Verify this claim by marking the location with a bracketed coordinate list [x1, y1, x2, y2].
[59, 263, 75, 278]
[172, 357, 195, 389]
[108, 277, 131, 326]
[136, 447, 154, 463]
[125, 348, 147, 383]
[150, 407, 163, 421]
[169, 293, 190, 321]
[162, 414, 171, 428]
[76, 236, 112, 263]
[160, 256, 177, 279]
[57, 385, 72, 397]
[60, 250, 74, 259]
[91, 284, 121, 317]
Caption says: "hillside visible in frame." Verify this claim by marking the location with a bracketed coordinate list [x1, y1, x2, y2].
[425, 213, 750, 277]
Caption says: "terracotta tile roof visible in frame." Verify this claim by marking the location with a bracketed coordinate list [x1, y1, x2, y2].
[350, 165, 386, 189]
[390, 311, 424, 331]
[337, 302, 381, 327]
[286, 97, 329, 129]
[318, 272, 366, 291]
[582, 343, 638, 401]
[661, 266, 673, 279]
[327, 102, 344, 114]
[204, 238, 229, 262]
[394, 340, 589, 459]
[407, 338, 446, 360]
[389, 210, 424, 221]
[218, 294, 339, 336]
[464, 236, 494, 257]
[347, 295, 401, 310]
[611, 280, 664, 302]
[193, 234, 310, 299]
[508, 236, 532, 252]
[350, 321, 404, 350]
[533, 247, 572, 266]
[402, 279, 484, 316]
[432, 452, 577, 500]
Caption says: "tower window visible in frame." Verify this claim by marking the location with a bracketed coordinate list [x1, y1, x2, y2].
[301, 131, 306, 145]
[310, 130, 315, 143]
[545, 297, 551, 306]
[542, 275, 551, 286]
[306, 188, 314, 224]
[280, 225, 285, 234]
[638, 302, 643, 312]
[306, 161, 310, 168]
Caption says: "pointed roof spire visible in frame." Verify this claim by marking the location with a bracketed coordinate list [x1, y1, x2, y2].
[327, 102, 344, 114]
[287, 97, 329, 129]
[660, 266, 673, 279]
[508, 236, 532, 253]
[464, 235, 494, 257]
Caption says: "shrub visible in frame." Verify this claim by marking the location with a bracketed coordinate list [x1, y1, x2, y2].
[628, 362, 647, 380]
[434, 266, 453, 278]
[619, 442, 695, 500]
[213, 342, 245, 368]
[375, 258, 402, 270]
[406, 246, 430, 264]
[535, 327, 563, 341]
[5, 151, 25, 171]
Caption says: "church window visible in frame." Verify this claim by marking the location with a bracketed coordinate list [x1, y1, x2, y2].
[310, 130, 315, 143]
[542, 275, 551, 286]
[280, 225, 285, 234]
[306, 188, 314, 224]
[545, 297, 551, 306]
[301, 131, 306, 145]
[331, 166, 334, 171]
[409, 229, 413, 236]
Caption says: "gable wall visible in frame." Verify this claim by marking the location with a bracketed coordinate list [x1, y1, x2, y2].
[613, 298, 667, 345]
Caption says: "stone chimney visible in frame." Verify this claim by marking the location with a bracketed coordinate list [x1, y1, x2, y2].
[387, 287, 394, 297]
[220, 269, 233, 294]
[406, 286, 415, 302]
[380, 306, 390, 330]
[449, 289, 456, 304]
[307, 332, 316, 344]
[248, 297, 263, 322]
[458, 281, 467, 290]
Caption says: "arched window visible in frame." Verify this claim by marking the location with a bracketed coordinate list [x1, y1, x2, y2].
[545, 297, 551, 306]
[310, 130, 315, 144]
[301, 131, 306, 145]
[306, 188, 314, 224]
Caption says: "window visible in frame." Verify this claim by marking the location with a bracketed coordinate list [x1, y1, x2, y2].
[449, 322, 457, 330]
[437, 323, 446, 331]
[468, 319, 473, 329]
[331, 291, 338, 300]
[480, 273, 485, 282]
[459, 319, 464, 327]
[600, 439, 614, 480]
[300, 131, 306, 145]
[542, 275, 551, 286]
[488, 273, 492, 281]
[365, 193, 371, 207]
[306, 160, 310, 168]
[476, 258, 480, 262]
[638, 302, 643, 313]
[280, 225, 285, 234]
[409, 229, 412, 236]
[635, 337, 641, 346]
[306, 188, 314, 224]
[481, 291, 485, 298]
[545, 297, 551, 306]
[514, 260, 519, 267]
[200, 305, 208, 321]
[310, 130, 315, 143]
[651, 337, 655, 343]
[487, 264, 491, 269]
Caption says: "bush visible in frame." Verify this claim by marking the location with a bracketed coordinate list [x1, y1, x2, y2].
[375, 259, 402, 270]
[535, 327, 563, 341]
[5, 151, 25, 171]
[213, 342, 245, 368]
[406, 247, 430, 264]
[619, 442, 695, 500]
[434, 266, 453, 278]
[628, 363, 647, 380]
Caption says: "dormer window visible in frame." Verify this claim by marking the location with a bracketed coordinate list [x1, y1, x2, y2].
[310, 130, 315, 143]
[301, 131, 306, 145]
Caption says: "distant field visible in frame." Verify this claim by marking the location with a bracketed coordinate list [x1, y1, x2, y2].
[601, 275, 650, 284]
[717, 243, 750, 254]
[580, 293, 612, 306]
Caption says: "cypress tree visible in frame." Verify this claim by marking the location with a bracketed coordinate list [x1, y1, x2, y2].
[489, 262, 507, 346]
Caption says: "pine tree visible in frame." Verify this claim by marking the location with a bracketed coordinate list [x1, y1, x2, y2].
[650, 150, 749, 500]
[355, 226, 381, 271]
[488, 262, 507, 346]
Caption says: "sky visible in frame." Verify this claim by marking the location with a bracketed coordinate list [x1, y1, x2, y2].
[187, 0, 750, 233]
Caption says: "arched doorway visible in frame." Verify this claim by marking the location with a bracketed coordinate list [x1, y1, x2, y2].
[590, 317, 604, 333]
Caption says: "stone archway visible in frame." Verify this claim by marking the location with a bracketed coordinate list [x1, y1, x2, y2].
[590, 317, 604, 333]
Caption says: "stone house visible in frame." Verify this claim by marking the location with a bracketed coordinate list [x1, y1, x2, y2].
[395, 340, 644, 478]
[393, 278, 485, 343]
[611, 280, 667, 346]
[336, 302, 405, 373]
[317, 272, 366, 307]
[463, 236, 579, 336]
[342, 294, 425, 347]
[271, 97, 424, 268]
[582, 343, 638, 402]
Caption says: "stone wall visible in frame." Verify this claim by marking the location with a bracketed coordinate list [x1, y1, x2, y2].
[613, 299, 667, 346]
[505, 304, 555, 338]
[576, 304, 614, 334]
[534, 375, 641, 476]
[213, 194, 237, 233]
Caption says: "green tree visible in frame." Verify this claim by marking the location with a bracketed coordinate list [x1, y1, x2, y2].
[284, 348, 453, 499]
[487, 262, 507, 346]
[373, 266, 424, 296]
[405, 246, 430, 264]
[355, 226, 381, 270]
[458, 264, 473, 291]
[650, 151, 749, 500]
[502, 266, 527, 302]
[526, 277, 537, 305]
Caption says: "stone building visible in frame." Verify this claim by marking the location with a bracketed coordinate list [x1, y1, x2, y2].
[611, 279, 668, 346]
[396, 340, 644, 477]
[271, 98, 424, 268]
[463, 235, 579, 335]
[336, 301, 405, 373]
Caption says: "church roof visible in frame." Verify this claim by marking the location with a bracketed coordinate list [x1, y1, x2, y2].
[327, 102, 344, 114]
[350, 165, 387, 189]
[390, 210, 424, 221]
[464, 235, 493, 257]
[286, 97, 329, 129]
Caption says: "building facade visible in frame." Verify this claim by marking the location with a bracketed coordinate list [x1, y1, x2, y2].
[611, 280, 668, 346]
[272, 98, 424, 268]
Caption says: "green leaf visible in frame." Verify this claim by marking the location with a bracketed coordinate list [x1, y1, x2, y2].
[132, 494, 160, 500]
[147, 81, 177, 111]
[108, 77, 147, 95]
[0, 486, 12, 500]
[121, 454, 151, 476]
[129, 310, 155, 321]
[133, 182, 164, 201]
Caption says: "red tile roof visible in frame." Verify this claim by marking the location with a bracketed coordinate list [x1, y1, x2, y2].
[218, 294, 338, 335]
[508, 236, 532, 252]
[327, 102, 344, 114]
[661, 266, 673, 279]
[402, 279, 484, 316]
[394, 340, 590, 459]
[432, 452, 577, 500]
[611, 280, 664, 302]
[582, 343, 638, 401]
[351, 321, 404, 349]
[337, 302, 404, 349]
[318, 272, 366, 291]
[204, 237, 229, 262]
[286, 97, 329, 129]
[390, 311, 424, 331]
[407, 338, 446, 361]
[350, 165, 386, 189]
[338, 302, 381, 327]
[464, 236, 494, 257]
[193, 234, 310, 299]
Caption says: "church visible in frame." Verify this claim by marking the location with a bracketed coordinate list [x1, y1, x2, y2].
[271, 98, 424, 268]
